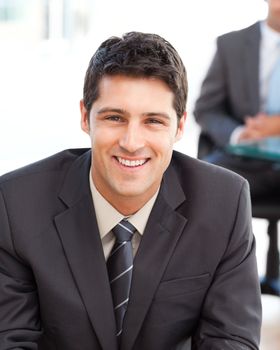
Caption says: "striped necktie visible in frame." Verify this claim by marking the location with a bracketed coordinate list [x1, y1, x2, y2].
[266, 49, 280, 115]
[107, 219, 136, 340]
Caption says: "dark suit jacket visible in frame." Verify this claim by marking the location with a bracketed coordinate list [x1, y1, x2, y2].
[194, 21, 261, 150]
[0, 148, 261, 349]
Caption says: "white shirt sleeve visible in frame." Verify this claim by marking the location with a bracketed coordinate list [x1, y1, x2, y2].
[229, 126, 246, 145]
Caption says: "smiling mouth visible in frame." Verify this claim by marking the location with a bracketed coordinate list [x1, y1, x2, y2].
[115, 156, 149, 167]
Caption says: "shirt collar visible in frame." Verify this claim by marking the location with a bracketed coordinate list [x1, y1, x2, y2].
[89, 170, 159, 238]
[261, 20, 280, 49]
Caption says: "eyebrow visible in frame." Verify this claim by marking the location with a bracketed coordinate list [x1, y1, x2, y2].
[97, 107, 126, 115]
[97, 107, 171, 120]
[145, 112, 171, 120]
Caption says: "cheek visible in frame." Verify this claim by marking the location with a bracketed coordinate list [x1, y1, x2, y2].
[89, 128, 114, 148]
[155, 133, 177, 152]
[153, 138, 175, 165]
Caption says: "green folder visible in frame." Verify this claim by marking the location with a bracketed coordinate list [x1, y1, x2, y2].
[226, 137, 280, 162]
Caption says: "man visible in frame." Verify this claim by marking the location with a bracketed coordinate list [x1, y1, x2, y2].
[0, 32, 261, 349]
[194, 0, 280, 198]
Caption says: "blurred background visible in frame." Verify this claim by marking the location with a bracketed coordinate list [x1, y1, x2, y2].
[0, 0, 279, 348]
[0, 0, 268, 173]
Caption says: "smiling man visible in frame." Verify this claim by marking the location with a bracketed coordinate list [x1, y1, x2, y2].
[0, 32, 261, 349]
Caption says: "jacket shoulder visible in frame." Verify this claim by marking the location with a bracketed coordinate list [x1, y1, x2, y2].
[0, 148, 90, 188]
[171, 151, 247, 191]
[217, 21, 260, 49]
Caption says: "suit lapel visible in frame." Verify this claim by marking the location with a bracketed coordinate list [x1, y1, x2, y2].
[243, 22, 261, 115]
[55, 151, 118, 350]
[121, 164, 188, 350]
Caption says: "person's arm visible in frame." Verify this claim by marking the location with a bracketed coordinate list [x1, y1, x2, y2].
[194, 37, 242, 148]
[0, 189, 42, 349]
[192, 180, 262, 349]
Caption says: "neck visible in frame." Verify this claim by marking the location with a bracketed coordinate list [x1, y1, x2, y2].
[110, 196, 149, 216]
[92, 179, 159, 216]
[266, 16, 280, 33]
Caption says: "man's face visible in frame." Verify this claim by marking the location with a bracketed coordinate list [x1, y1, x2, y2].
[80, 75, 185, 213]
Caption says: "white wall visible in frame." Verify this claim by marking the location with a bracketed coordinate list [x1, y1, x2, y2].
[0, 0, 267, 174]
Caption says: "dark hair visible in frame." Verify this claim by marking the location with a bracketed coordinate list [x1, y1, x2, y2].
[83, 31, 188, 121]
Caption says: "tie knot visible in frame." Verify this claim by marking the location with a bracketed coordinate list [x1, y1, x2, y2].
[112, 220, 136, 242]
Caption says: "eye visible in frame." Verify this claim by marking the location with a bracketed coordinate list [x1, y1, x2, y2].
[146, 118, 166, 127]
[105, 115, 123, 122]
[146, 118, 164, 125]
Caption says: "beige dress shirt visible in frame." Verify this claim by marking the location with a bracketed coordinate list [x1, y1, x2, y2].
[89, 171, 159, 260]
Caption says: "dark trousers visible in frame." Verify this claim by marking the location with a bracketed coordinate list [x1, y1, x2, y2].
[203, 151, 280, 199]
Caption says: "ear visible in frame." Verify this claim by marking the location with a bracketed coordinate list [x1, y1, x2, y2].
[175, 112, 187, 142]
[80, 100, 90, 134]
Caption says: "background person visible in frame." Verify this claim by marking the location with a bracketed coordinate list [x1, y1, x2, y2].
[194, 0, 280, 199]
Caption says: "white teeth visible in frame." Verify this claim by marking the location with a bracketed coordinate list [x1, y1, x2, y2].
[117, 157, 146, 167]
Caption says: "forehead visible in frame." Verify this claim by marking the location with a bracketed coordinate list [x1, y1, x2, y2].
[91, 75, 176, 116]
[96, 74, 175, 103]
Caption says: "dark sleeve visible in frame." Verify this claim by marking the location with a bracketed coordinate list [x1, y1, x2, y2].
[0, 189, 42, 349]
[192, 181, 262, 349]
[193, 37, 242, 147]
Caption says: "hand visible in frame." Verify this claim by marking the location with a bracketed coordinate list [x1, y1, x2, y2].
[237, 113, 280, 143]
[245, 113, 280, 137]
[237, 127, 263, 143]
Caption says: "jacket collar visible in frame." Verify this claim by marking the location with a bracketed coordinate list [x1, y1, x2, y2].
[243, 21, 261, 115]
[58, 149, 91, 207]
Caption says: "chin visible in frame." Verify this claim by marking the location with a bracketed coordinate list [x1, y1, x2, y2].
[114, 183, 151, 198]
[116, 188, 145, 197]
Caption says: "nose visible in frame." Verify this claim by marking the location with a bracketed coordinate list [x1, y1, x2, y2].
[119, 122, 145, 153]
